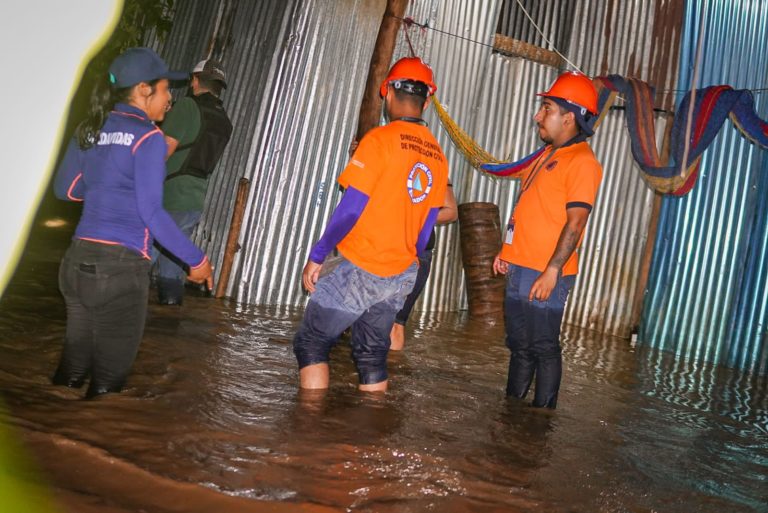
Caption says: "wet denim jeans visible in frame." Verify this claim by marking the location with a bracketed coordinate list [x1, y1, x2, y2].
[293, 258, 418, 384]
[54, 239, 150, 398]
[504, 264, 575, 408]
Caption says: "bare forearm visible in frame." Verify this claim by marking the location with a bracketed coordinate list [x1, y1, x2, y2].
[436, 204, 457, 224]
[436, 183, 458, 224]
[531, 208, 590, 302]
[546, 223, 583, 271]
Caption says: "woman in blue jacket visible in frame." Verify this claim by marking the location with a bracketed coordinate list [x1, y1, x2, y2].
[53, 47, 213, 398]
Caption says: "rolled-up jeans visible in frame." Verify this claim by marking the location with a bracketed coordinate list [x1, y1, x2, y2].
[54, 239, 150, 397]
[293, 257, 417, 384]
[504, 264, 575, 408]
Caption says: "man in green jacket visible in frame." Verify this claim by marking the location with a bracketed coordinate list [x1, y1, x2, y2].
[155, 59, 233, 305]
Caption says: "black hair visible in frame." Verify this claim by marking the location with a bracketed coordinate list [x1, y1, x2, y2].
[545, 96, 593, 134]
[194, 74, 224, 97]
[75, 77, 160, 149]
[393, 86, 428, 110]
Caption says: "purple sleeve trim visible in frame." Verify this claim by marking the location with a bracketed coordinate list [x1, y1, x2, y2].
[416, 208, 440, 255]
[53, 138, 85, 201]
[309, 186, 369, 264]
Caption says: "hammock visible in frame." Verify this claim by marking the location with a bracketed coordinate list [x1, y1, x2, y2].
[433, 75, 768, 196]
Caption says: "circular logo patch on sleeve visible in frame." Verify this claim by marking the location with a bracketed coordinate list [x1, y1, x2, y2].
[407, 162, 433, 203]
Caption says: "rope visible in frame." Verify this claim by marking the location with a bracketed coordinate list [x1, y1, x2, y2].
[432, 96, 505, 171]
[402, 17, 418, 57]
[387, 13, 768, 96]
[512, 0, 583, 73]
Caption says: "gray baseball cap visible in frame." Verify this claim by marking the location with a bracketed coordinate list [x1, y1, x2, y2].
[192, 58, 227, 88]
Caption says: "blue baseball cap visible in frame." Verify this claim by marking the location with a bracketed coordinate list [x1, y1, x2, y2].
[108, 47, 188, 88]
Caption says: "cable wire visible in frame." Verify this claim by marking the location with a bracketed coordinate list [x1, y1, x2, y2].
[387, 12, 768, 96]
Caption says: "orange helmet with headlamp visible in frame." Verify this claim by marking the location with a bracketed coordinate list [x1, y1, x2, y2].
[379, 57, 437, 98]
[537, 71, 598, 115]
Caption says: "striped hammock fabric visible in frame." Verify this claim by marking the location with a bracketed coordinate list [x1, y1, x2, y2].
[434, 75, 768, 196]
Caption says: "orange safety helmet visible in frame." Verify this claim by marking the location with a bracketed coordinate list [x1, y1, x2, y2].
[537, 71, 598, 115]
[379, 57, 437, 98]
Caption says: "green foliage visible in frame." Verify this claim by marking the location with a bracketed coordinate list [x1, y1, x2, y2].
[63, 0, 177, 141]
[90, 0, 176, 80]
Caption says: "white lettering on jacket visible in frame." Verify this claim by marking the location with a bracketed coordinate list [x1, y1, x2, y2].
[97, 131, 135, 146]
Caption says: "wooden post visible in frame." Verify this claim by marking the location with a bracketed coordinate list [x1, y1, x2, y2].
[629, 114, 674, 335]
[355, 0, 409, 142]
[215, 177, 250, 299]
[458, 202, 506, 319]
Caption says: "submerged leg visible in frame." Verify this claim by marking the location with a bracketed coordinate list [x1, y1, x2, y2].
[87, 260, 150, 398]
[293, 299, 358, 389]
[53, 256, 93, 388]
[504, 265, 535, 399]
[528, 275, 574, 409]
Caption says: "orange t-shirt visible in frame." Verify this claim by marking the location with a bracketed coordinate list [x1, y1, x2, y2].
[499, 141, 602, 276]
[336, 120, 448, 277]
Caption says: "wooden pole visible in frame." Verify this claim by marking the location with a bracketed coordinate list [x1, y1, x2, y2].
[458, 202, 506, 320]
[215, 177, 250, 299]
[629, 114, 675, 335]
[355, 0, 409, 142]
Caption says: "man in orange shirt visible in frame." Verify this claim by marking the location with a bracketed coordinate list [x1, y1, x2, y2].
[293, 58, 449, 392]
[493, 72, 603, 408]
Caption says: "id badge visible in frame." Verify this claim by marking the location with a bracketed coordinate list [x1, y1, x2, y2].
[504, 217, 515, 245]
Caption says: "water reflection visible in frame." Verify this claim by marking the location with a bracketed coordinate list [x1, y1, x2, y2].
[0, 227, 766, 512]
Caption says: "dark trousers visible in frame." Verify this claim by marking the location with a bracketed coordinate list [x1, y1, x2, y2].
[54, 240, 150, 398]
[394, 250, 433, 325]
[154, 210, 202, 304]
[504, 264, 575, 408]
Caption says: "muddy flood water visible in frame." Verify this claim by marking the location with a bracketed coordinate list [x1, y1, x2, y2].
[1, 223, 767, 513]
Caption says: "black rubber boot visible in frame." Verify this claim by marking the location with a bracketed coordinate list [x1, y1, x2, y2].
[51, 365, 87, 389]
[85, 384, 123, 399]
[157, 277, 184, 305]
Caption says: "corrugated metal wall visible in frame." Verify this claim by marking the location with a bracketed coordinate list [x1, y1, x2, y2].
[232, 0, 386, 305]
[152, 0, 297, 293]
[154, 1, 694, 344]
[496, 0, 576, 53]
[396, 0, 681, 337]
[563, 0, 683, 335]
[391, 0, 507, 314]
[156, 0, 386, 305]
[640, 0, 768, 375]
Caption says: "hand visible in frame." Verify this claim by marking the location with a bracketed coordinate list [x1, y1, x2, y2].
[302, 260, 322, 293]
[348, 139, 359, 158]
[187, 258, 214, 291]
[493, 252, 509, 275]
[528, 267, 559, 302]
